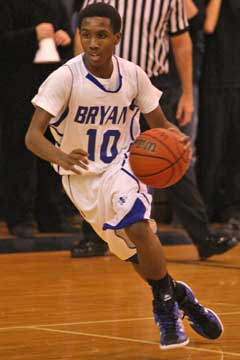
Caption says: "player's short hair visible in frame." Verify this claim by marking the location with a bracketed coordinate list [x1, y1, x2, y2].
[78, 3, 121, 34]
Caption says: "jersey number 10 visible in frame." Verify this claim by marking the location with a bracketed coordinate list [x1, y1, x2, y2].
[87, 129, 121, 163]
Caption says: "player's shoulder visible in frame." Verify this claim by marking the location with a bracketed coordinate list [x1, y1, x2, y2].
[116, 56, 138, 71]
[116, 56, 146, 79]
[65, 54, 83, 67]
[48, 55, 84, 82]
[42, 61, 73, 89]
[64, 54, 88, 78]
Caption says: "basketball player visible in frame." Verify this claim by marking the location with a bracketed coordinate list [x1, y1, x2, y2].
[25, 3, 223, 350]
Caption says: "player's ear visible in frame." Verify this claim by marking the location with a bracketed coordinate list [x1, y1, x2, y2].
[114, 32, 121, 45]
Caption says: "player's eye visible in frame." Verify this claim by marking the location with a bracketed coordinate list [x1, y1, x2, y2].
[81, 32, 90, 39]
[98, 32, 107, 39]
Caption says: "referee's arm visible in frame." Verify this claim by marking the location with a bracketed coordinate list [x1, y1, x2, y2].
[170, 30, 194, 127]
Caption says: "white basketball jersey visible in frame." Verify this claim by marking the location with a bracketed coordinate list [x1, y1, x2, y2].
[32, 54, 161, 175]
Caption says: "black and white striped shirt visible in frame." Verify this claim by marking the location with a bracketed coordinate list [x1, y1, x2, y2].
[81, 0, 188, 77]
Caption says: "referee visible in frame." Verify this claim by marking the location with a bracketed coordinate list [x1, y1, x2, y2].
[74, 0, 238, 259]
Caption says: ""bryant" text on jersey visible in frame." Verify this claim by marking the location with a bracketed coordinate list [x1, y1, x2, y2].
[74, 105, 129, 125]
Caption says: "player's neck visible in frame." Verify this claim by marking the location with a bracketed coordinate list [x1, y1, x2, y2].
[83, 54, 113, 79]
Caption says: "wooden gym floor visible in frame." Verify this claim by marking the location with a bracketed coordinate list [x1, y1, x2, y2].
[0, 244, 239, 359]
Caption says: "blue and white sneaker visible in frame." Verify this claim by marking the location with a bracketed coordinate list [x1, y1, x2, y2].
[153, 299, 189, 350]
[177, 281, 224, 339]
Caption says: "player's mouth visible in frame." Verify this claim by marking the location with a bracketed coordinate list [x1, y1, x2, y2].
[88, 52, 101, 62]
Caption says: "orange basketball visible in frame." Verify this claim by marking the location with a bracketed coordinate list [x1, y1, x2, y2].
[129, 128, 191, 188]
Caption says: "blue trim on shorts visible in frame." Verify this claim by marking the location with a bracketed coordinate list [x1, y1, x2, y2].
[103, 198, 146, 230]
[121, 168, 140, 192]
[125, 254, 139, 264]
[141, 192, 150, 204]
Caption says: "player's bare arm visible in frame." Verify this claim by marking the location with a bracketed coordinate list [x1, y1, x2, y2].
[170, 32, 194, 126]
[25, 107, 88, 174]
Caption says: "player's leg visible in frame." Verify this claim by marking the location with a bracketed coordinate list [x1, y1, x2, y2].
[63, 170, 223, 347]
[125, 220, 189, 350]
[126, 221, 223, 346]
[130, 240, 223, 343]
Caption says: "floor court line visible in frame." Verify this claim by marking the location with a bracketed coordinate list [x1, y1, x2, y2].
[0, 310, 239, 331]
[32, 326, 240, 357]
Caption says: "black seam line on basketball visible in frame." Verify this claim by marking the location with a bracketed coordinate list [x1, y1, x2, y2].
[130, 153, 172, 160]
[130, 150, 188, 177]
[141, 132, 179, 161]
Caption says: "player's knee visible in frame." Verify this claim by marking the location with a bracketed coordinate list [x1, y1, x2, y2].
[125, 220, 151, 246]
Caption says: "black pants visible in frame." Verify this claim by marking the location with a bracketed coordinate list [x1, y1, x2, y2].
[1, 63, 67, 228]
[147, 75, 210, 246]
[198, 87, 240, 221]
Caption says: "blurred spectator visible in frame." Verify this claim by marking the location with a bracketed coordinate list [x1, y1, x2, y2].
[0, 0, 77, 237]
[0, 107, 7, 219]
[198, 0, 240, 230]
[61, 0, 75, 18]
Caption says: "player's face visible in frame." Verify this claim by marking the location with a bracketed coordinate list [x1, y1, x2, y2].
[80, 17, 121, 77]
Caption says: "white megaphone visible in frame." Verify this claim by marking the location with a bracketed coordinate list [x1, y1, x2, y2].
[34, 38, 60, 64]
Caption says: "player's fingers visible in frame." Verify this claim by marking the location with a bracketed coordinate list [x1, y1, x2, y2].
[177, 133, 191, 150]
[64, 161, 88, 173]
[77, 160, 88, 170]
[69, 149, 89, 164]
[168, 127, 180, 135]
[71, 148, 88, 156]
[64, 154, 87, 168]
[168, 127, 189, 145]
[70, 165, 82, 174]
[183, 140, 192, 152]
[69, 154, 89, 165]
[68, 158, 89, 170]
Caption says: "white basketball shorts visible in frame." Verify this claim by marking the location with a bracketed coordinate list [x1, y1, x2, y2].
[62, 159, 153, 261]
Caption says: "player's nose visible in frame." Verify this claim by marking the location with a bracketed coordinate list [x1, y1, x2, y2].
[89, 36, 99, 49]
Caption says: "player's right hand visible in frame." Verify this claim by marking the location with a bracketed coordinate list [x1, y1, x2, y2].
[168, 127, 193, 160]
[36, 23, 55, 41]
[59, 149, 89, 174]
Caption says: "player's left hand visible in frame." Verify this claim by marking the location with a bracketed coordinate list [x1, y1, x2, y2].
[54, 30, 71, 46]
[58, 148, 89, 174]
[176, 93, 194, 126]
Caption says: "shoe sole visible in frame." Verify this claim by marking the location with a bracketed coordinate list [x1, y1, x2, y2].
[160, 337, 189, 350]
[178, 281, 224, 339]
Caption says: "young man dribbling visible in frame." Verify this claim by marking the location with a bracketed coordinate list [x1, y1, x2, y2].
[25, 3, 223, 350]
